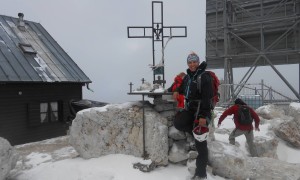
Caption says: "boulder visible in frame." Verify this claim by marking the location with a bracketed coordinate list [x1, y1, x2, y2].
[69, 102, 169, 166]
[256, 104, 285, 120]
[208, 141, 300, 179]
[287, 102, 300, 117]
[168, 126, 186, 140]
[168, 140, 189, 163]
[0, 137, 19, 180]
[251, 136, 278, 158]
[274, 116, 300, 148]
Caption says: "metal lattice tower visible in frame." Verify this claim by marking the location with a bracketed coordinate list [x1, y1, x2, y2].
[206, 0, 300, 101]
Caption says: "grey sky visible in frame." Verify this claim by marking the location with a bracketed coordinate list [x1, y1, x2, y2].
[1, 0, 298, 103]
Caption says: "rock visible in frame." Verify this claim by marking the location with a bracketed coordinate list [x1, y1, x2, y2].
[214, 128, 231, 135]
[274, 116, 300, 148]
[69, 102, 169, 166]
[256, 104, 285, 120]
[208, 141, 300, 179]
[187, 159, 196, 176]
[0, 137, 19, 180]
[168, 140, 189, 163]
[287, 102, 300, 117]
[159, 110, 175, 123]
[168, 126, 186, 140]
[188, 150, 198, 160]
[153, 102, 174, 112]
[251, 136, 278, 158]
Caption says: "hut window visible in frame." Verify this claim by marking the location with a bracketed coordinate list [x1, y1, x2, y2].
[50, 102, 58, 122]
[40, 103, 48, 123]
[19, 43, 36, 54]
[40, 102, 59, 123]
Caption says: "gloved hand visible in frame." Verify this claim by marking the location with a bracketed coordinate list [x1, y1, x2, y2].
[198, 118, 206, 126]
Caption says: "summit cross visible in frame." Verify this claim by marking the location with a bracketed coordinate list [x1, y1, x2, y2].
[127, 1, 187, 87]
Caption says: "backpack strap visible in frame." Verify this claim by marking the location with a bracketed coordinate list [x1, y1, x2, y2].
[196, 71, 209, 93]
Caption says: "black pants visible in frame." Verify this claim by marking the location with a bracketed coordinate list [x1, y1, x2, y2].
[195, 140, 208, 177]
[173, 108, 208, 178]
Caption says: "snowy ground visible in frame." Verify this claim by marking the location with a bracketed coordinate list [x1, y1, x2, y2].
[7, 107, 300, 180]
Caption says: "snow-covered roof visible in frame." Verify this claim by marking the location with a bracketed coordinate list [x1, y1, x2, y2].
[0, 14, 91, 83]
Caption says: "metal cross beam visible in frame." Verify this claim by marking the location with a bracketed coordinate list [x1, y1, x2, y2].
[127, 1, 187, 87]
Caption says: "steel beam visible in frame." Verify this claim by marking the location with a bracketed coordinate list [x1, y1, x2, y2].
[262, 55, 300, 99]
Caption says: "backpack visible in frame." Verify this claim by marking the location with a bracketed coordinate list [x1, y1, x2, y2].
[197, 71, 220, 109]
[237, 105, 253, 125]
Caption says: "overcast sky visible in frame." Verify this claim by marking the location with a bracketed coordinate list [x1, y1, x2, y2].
[1, 0, 299, 103]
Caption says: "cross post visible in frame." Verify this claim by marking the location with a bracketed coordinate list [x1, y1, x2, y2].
[129, 82, 133, 93]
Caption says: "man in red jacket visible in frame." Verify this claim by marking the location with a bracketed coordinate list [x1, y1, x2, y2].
[218, 98, 260, 157]
[171, 72, 186, 108]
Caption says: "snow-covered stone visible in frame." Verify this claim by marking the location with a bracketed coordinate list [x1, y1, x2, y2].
[168, 140, 189, 163]
[215, 128, 231, 135]
[208, 141, 300, 179]
[188, 150, 198, 159]
[153, 102, 174, 112]
[159, 110, 175, 122]
[0, 137, 19, 180]
[187, 159, 196, 176]
[69, 102, 169, 166]
[256, 104, 285, 120]
[251, 136, 278, 158]
[274, 115, 300, 148]
[287, 102, 300, 117]
[168, 126, 186, 140]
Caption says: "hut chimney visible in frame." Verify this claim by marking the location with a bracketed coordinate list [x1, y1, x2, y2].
[17, 13, 25, 31]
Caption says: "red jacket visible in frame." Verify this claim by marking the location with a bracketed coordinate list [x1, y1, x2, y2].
[218, 104, 260, 131]
[172, 76, 185, 108]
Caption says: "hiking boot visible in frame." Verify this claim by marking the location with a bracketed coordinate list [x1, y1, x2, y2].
[229, 141, 240, 147]
[234, 141, 240, 147]
[191, 175, 207, 180]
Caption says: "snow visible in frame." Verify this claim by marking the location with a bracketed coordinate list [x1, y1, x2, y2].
[256, 105, 272, 114]
[25, 153, 52, 168]
[290, 102, 300, 110]
[78, 102, 141, 114]
[153, 87, 165, 93]
[8, 106, 300, 180]
[13, 154, 189, 180]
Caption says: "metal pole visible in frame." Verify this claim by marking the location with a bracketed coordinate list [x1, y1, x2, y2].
[261, 0, 265, 51]
[270, 87, 273, 103]
[261, 79, 264, 105]
[263, 55, 300, 100]
[142, 94, 146, 159]
[161, 2, 165, 87]
[223, 0, 229, 101]
[229, 61, 234, 99]
[297, 0, 300, 96]
[152, 2, 156, 83]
